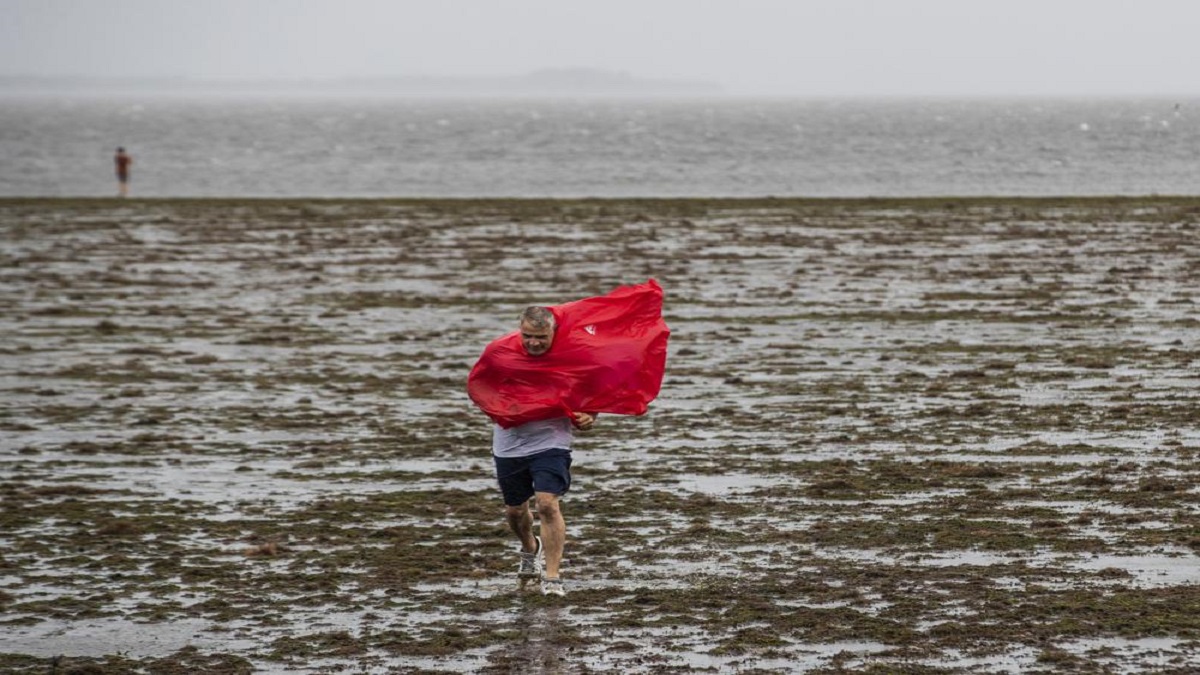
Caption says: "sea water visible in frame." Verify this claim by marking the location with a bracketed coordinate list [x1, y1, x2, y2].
[1, 95, 1197, 197]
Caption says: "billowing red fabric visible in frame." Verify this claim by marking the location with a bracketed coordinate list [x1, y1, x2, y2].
[468, 279, 670, 429]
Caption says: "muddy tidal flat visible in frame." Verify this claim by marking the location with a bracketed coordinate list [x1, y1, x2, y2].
[2, 197, 1199, 674]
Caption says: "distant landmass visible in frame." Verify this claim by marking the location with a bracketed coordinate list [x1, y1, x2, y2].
[0, 69, 724, 97]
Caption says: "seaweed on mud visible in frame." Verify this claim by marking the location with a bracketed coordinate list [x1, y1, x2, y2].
[2, 197, 1199, 672]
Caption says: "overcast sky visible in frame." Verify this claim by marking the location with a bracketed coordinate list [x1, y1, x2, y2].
[2, 0, 1198, 96]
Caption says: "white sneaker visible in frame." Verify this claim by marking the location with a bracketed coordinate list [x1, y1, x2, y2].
[542, 577, 565, 597]
[517, 536, 543, 581]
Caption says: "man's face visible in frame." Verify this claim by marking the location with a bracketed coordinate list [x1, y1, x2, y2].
[520, 320, 555, 357]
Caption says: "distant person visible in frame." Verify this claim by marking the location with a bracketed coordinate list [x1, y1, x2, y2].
[114, 147, 132, 197]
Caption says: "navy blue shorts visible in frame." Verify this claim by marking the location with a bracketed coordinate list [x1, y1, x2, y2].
[493, 448, 572, 506]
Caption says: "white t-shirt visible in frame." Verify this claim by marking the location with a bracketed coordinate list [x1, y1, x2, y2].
[492, 417, 575, 458]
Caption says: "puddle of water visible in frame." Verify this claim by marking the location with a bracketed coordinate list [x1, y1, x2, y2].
[0, 617, 258, 658]
[1060, 636, 1199, 668]
[923, 645, 1042, 674]
[662, 472, 799, 495]
[823, 546, 1200, 589]
[1066, 551, 1200, 587]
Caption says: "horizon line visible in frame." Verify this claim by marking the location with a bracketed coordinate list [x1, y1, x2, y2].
[2, 74, 1199, 100]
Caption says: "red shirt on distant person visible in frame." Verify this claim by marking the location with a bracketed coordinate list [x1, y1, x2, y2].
[114, 147, 132, 197]
[114, 148, 132, 179]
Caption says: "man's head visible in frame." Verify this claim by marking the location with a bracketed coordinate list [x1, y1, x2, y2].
[519, 306, 556, 356]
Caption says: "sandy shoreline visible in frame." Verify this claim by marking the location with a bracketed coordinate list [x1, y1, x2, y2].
[2, 197, 1198, 673]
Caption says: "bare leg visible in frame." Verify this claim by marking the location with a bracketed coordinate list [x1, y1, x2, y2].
[535, 492, 565, 578]
[504, 500, 538, 553]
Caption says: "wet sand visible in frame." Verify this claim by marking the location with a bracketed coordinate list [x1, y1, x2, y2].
[1, 197, 1199, 673]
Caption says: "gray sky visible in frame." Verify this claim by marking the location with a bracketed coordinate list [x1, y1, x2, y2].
[2, 0, 1198, 96]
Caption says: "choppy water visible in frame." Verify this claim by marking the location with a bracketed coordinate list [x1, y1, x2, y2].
[1, 95, 1197, 197]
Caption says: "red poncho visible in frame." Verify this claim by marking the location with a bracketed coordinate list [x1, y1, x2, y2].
[467, 279, 670, 428]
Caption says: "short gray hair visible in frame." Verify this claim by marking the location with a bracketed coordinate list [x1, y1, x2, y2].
[519, 306, 556, 330]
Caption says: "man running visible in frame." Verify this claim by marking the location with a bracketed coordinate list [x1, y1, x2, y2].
[491, 306, 594, 597]
[469, 281, 669, 596]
